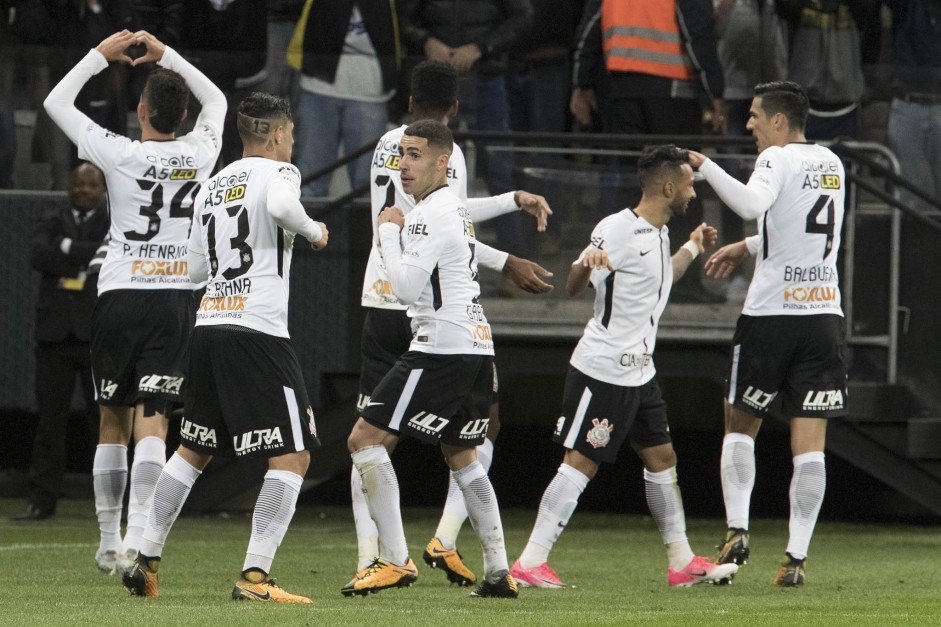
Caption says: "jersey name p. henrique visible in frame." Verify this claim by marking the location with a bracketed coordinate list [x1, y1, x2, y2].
[744, 143, 845, 317]
[570, 209, 672, 387]
[389, 186, 494, 356]
[78, 117, 220, 294]
[362, 124, 468, 310]
[189, 158, 303, 338]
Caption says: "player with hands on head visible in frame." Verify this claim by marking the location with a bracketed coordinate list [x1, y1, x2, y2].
[685, 80, 848, 587]
[511, 145, 735, 590]
[44, 29, 225, 576]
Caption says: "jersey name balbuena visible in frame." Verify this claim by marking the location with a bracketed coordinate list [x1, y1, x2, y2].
[396, 186, 493, 356]
[570, 209, 671, 387]
[78, 118, 220, 294]
[745, 143, 845, 317]
[363, 125, 468, 310]
[189, 158, 302, 338]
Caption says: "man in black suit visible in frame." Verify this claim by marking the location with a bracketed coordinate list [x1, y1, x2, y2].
[14, 162, 109, 521]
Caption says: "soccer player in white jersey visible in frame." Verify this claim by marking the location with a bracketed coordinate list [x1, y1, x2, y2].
[687, 81, 848, 587]
[344, 120, 517, 599]
[353, 60, 554, 588]
[510, 145, 738, 589]
[43, 30, 225, 575]
[123, 92, 327, 603]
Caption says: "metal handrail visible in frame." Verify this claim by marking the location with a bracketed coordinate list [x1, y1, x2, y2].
[302, 131, 932, 384]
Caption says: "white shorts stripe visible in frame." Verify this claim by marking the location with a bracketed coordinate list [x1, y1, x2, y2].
[283, 386, 304, 452]
[564, 386, 593, 449]
[389, 368, 423, 431]
[728, 344, 741, 405]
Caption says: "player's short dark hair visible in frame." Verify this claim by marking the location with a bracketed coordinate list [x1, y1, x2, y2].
[142, 68, 189, 134]
[411, 60, 458, 116]
[403, 119, 454, 155]
[236, 92, 292, 145]
[754, 81, 809, 131]
[638, 144, 689, 189]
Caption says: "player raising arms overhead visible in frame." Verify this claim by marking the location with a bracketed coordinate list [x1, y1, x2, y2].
[43, 30, 225, 574]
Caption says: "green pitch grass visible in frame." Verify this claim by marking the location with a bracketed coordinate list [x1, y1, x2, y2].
[2, 498, 940, 626]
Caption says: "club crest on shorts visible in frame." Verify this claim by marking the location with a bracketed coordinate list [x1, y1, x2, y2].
[586, 418, 613, 448]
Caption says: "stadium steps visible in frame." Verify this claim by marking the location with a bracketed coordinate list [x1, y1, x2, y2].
[812, 382, 941, 518]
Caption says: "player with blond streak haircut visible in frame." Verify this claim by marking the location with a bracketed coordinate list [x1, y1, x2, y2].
[123, 91, 327, 603]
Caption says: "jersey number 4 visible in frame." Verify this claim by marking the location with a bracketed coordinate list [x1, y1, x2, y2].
[805, 194, 836, 260]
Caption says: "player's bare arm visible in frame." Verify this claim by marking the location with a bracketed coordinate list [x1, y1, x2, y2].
[502, 255, 554, 294]
[704, 240, 750, 280]
[513, 190, 553, 232]
[672, 222, 717, 282]
[566, 247, 612, 297]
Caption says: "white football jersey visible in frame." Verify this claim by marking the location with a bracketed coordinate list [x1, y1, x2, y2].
[78, 118, 221, 294]
[570, 209, 672, 387]
[189, 158, 304, 338]
[362, 124, 468, 309]
[743, 143, 845, 316]
[389, 186, 494, 356]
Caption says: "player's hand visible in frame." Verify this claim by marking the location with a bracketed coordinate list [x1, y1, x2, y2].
[514, 190, 552, 232]
[503, 255, 554, 294]
[569, 88, 598, 127]
[311, 222, 329, 250]
[704, 240, 750, 280]
[689, 222, 718, 253]
[424, 36, 452, 63]
[131, 30, 166, 65]
[578, 247, 613, 271]
[449, 43, 482, 74]
[377, 206, 405, 229]
[95, 30, 137, 64]
[687, 150, 708, 169]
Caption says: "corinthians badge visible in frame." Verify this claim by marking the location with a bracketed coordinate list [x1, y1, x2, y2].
[586, 418, 613, 448]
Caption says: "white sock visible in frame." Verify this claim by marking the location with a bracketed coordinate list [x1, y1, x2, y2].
[644, 466, 695, 571]
[518, 463, 589, 569]
[721, 433, 756, 530]
[138, 452, 201, 558]
[243, 469, 304, 574]
[434, 438, 495, 549]
[124, 436, 166, 552]
[786, 451, 826, 560]
[453, 460, 508, 582]
[93, 444, 128, 553]
[352, 445, 409, 566]
[351, 465, 380, 570]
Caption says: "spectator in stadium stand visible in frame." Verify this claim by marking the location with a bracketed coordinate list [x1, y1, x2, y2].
[400, 0, 535, 260]
[12, 162, 109, 522]
[287, 0, 401, 197]
[884, 0, 941, 211]
[570, 0, 727, 304]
